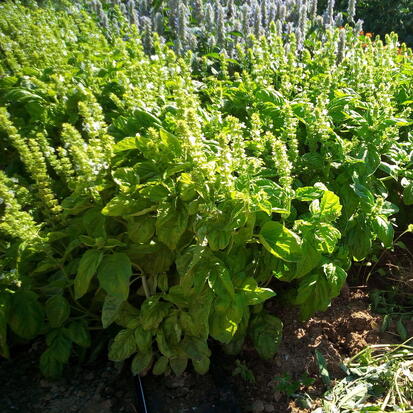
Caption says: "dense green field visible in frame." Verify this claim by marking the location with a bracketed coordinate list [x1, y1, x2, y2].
[0, 1, 412, 397]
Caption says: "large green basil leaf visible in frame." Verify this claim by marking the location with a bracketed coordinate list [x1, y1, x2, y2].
[131, 350, 153, 375]
[347, 221, 372, 261]
[108, 329, 137, 361]
[403, 183, 413, 205]
[82, 208, 106, 238]
[295, 186, 323, 201]
[237, 277, 275, 305]
[97, 253, 132, 301]
[207, 258, 235, 298]
[102, 196, 153, 217]
[128, 216, 156, 244]
[350, 182, 375, 211]
[295, 263, 347, 319]
[40, 349, 63, 378]
[259, 221, 302, 262]
[372, 215, 394, 248]
[311, 191, 342, 221]
[153, 356, 169, 375]
[63, 320, 91, 348]
[9, 290, 44, 339]
[192, 356, 210, 375]
[128, 243, 174, 275]
[294, 240, 322, 279]
[249, 312, 283, 359]
[102, 295, 124, 328]
[183, 289, 214, 339]
[170, 356, 188, 376]
[206, 228, 232, 251]
[115, 302, 140, 328]
[48, 331, 72, 363]
[209, 295, 245, 344]
[45, 295, 70, 328]
[314, 223, 341, 254]
[140, 296, 171, 330]
[74, 249, 103, 300]
[156, 203, 188, 250]
[134, 328, 153, 352]
[112, 167, 139, 193]
[162, 312, 182, 346]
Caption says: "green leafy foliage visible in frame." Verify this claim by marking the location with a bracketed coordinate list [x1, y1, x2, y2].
[0, 1, 412, 379]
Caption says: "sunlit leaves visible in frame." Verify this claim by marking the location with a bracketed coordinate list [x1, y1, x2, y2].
[259, 222, 302, 262]
[156, 203, 188, 250]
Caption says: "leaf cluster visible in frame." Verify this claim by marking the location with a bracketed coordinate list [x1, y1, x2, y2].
[0, 1, 412, 378]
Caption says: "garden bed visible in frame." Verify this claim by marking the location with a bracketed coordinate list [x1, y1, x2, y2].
[1, 275, 401, 413]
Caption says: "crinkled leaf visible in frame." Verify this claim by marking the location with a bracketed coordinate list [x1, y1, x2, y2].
[294, 240, 322, 279]
[295, 264, 347, 319]
[83, 208, 106, 238]
[209, 295, 245, 344]
[319, 191, 342, 221]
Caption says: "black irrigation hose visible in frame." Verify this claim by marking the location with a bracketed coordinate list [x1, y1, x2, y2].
[133, 352, 242, 413]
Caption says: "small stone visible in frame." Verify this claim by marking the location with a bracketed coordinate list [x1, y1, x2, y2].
[80, 399, 112, 413]
[273, 391, 282, 402]
[85, 372, 94, 381]
[264, 403, 275, 412]
[251, 400, 265, 413]
[40, 379, 50, 388]
[165, 376, 186, 389]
